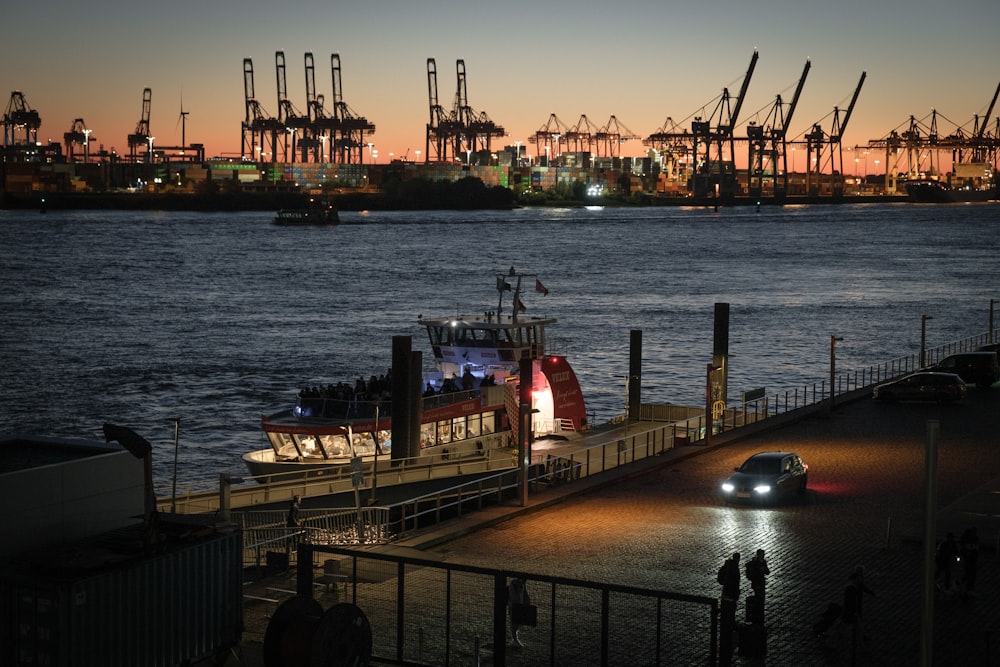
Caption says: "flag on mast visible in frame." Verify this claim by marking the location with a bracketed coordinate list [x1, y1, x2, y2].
[497, 277, 512, 292]
[535, 279, 549, 296]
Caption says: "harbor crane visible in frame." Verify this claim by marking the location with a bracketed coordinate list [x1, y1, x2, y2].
[328, 54, 375, 164]
[241, 58, 283, 163]
[3, 90, 41, 147]
[63, 118, 94, 162]
[275, 51, 308, 162]
[804, 71, 865, 196]
[530, 113, 571, 165]
[972, 80, 1000, 164]
[127, 87, 153, 162]
[747, 60, 810, 199]
[595, 115, 639, 158]
[692, 50, 759, 199]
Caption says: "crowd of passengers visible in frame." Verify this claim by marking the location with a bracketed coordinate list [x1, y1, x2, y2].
[298, 371, 393, 405]
[425, 369, 498, 396]
[297, 367, 500, 405]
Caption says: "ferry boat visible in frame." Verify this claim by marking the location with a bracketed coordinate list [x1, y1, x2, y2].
[273, 199, 339, 225]
[242, 271, 588, 484]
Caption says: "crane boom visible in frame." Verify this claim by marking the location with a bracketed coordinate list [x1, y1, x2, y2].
[834, 72, 866, 141]
[782, 60, 811, 138]
[976, 80, 1000, 139]
[727, 50, 759, 133]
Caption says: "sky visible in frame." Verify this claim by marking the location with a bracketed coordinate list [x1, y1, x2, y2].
[4, 0, 999, 170]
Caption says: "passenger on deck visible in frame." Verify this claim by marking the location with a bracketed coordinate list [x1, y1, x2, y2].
[462, 368, 476, 390]
[424, 382, 436, 397]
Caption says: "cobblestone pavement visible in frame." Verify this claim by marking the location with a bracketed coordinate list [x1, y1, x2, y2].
[229, 390, 1000, 666]
[408, 390, 1000, 666]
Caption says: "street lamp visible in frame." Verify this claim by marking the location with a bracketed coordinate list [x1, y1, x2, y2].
[415, 149, 421, 163]
[829, 336, 844, 414]
[920, 314, 933, 368]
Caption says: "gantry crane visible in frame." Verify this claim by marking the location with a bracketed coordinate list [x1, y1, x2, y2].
[329, 54, 375, 164]
[275, 51, 309, 162]
[127, 87, 152, 162]
[804, 72, 865, 196]
[425, 58, 464, 163]
[692, 51, 759, 199]
[241, 58, 283, 162]
[449, 60, 504, 164]
[529, 113, 571, 165]
[747, 60, 810, 199]
[564, 114, 599, 154]
[3, 90, 41, 146]
[595, 115, 639, 158]
[972, 80, 1000, 164]
[64, 118, 94, 162]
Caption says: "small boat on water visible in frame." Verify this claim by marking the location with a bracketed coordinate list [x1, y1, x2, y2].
[273, 199, 340, 225]
[243, 271, 588, 484]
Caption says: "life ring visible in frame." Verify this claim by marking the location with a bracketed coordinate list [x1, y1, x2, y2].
[441, 448, 450, 461]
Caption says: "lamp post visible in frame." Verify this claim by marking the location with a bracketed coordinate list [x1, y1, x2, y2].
[920, 314, 933, 368]
[829, 336, 844, 414]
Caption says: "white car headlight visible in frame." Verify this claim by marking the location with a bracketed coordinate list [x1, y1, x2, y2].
[753, 484, 772, 494]
[721, 482, 735, 493]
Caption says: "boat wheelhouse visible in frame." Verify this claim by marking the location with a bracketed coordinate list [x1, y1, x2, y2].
[243, 272, 587, 483]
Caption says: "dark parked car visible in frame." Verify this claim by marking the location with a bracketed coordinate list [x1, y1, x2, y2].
[872, 371, 967, 403]
[932, 352, 999, 389]
[721, 451, 808, 503]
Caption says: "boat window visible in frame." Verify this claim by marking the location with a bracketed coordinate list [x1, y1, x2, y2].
[297, 435, 320, 456]
[420, 422, 435, 448]
[353, 432, 377, 456]
[437, 420, 452, 444]
[467, 414, 481, 437]
[272, 433, 299, 459]
[481, 413, 495, 434]
[452, 417, 466, 441]
[427, 326, 448, 346]
[318, 434, 350, 457]
[375, 429, 391, 453]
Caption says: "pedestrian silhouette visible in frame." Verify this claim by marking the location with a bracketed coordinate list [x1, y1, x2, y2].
[959, 527, 979, 597]
[745, 548, 770, 603]
[935, 532, 958, 592]
[286, 494, 302, 527]
[507, 577, 530, 648]
[718, 551, 741, 602]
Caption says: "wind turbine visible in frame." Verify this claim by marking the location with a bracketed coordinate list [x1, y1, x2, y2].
[176, 91, 189, 148]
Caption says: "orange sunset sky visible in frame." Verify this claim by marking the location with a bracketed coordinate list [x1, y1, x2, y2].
[3, 0, 998, 172]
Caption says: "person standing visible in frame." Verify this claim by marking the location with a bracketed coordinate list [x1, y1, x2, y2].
[745, 549, 770, 603]
[286, 494, 302, 528]
[959, 527, 979, 597]
[507, 577, 530, 648]
[717, 552, 741, 666]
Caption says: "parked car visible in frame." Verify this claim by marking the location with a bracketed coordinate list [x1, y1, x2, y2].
[931, 352, 999, 389]
[872, 371, 967, 403]
[721, 451, 808, 504]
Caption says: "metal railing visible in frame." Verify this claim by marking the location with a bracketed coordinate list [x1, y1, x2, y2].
[273, 543, 719, 667]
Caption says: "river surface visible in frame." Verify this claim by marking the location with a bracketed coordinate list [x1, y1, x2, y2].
[2, 202, 998, 491]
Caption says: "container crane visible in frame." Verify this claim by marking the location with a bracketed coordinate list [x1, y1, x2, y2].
[692, 51, 758, 199]
[747, 60, 810, 199]
[972, 80, 999, 164]
[275, 51, 308, 162]
[298, 52, 323, 162]
[425, 58, 461, 163]
[63, 118, 94, 162]
[127, 87, 152, 161]
[595, 115, 639, 158]
[530, 113, 570, 165]
[241, 58, 283, 163]
[328, 54, 375, 164]
[3, 90, 41, 146]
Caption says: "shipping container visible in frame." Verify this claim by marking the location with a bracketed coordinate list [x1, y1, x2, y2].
[0, 522, 243, 667]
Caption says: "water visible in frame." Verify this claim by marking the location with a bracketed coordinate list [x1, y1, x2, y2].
[2, 203, 998, 491]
